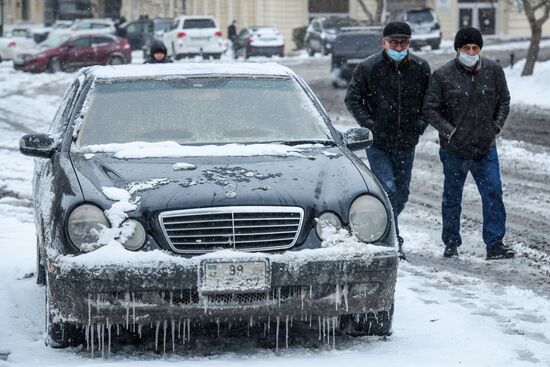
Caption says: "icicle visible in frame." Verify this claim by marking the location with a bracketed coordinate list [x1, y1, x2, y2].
[285, 315, 289, 349]
[267, 315, 271, 334]
[88, 293, 92, 326]
[343, 284, 349, 312]
[125, 292, 130, 329]
[335, 282, 340, 310]
[309, 314, 312, 327]
[277, 287, 281, 306]
[309, 285, 313, 299]
[85, 324, 90, 351]
[117, 323, 120, 336]
[332, 318, 336, 349]
[132, 292, 136, 330]
[171, 319, 176, 353]
[182, 318, 186, 345]
[95, 294, 100, 313]
[216, 318, 220, 337]
[96, 324, 101, 352]
[301, 287, 305, 310]
[290, 315, 293, 327]
[163, 320, 167, 355]
[155, 320, 160, 351]
[187, 319, 191, 341]
[170, 291, 173, 306]
[107, 318, 111, 357]
[139, 324, 143, 339]
[326, 317, 330, 346]
[275, 316, 280, 351]
[178, 319, 181, 340]
[91, 322, 95, 358]
[249, 315, 254, 327]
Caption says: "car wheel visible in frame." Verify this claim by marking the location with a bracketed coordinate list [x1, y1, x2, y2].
[108, 55, 124, 65]
[202, 54, 210, 60]
[340, 304, 394, 336]
[321, 44, 329, 56]
[213, 53, 221, 60]
[45, 279, 84, 347]
[306, 43, 314, 57]
[332, 81, 340, 89]
[244, 48, 250, 59]
[431, 42, 440, 50]
[47, 57, 62, 73]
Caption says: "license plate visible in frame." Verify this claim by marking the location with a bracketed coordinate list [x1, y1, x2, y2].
[14, 58, 25, 65]
[200, 259, 270, 294]
[191, 36, 209, 41]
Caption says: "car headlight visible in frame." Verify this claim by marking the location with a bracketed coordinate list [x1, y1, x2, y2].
[315, 212, 342, 240]
[67, 204, 109, 252]
[349, 195, 388, 243]
[120, 219, 146, 251]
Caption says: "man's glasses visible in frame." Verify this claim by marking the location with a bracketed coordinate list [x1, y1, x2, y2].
[386, 39, 410, 47]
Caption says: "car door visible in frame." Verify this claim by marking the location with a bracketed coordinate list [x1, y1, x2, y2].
[64, 36, 94, 68]
[91, 36, 115, 65]
[236, 28, 250, 55]
[123, 21, 145, 49]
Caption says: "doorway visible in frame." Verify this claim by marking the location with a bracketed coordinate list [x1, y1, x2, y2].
[457, 1, 497, 35]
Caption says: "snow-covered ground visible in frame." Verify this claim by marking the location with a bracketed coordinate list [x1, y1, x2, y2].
[1, 50, 550, 366]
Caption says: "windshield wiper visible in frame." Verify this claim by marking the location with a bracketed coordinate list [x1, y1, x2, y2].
[278, 140, 336, 146]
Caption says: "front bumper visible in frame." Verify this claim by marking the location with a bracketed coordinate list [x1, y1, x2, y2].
[248, 45, 284, 57]
[13, 59, 47, 72]
[47, 248, 398, 326]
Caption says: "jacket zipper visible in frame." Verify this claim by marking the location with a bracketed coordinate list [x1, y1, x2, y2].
[396, 68, 402, 153]
[472, 73, 478, 151]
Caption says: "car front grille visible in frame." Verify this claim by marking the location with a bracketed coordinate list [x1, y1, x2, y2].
[159, 206, 304, 253]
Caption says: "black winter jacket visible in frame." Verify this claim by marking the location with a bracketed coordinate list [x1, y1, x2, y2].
[423, 57, 510, 159]
[345, 50, 431, 154]
[144, 41, 173, 64]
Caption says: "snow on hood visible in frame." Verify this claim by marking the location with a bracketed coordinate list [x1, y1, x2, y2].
[87, 62, 296, 80]
[75, 141, 327, 158]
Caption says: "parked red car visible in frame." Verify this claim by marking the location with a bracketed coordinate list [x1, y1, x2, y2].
[14, 34, 131, 73]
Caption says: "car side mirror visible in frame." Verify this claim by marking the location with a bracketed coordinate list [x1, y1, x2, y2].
[19, 134, 59, 158]
[342, 127, 373, 151]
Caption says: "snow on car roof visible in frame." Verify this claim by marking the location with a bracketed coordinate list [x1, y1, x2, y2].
[87, 62, 296, 80]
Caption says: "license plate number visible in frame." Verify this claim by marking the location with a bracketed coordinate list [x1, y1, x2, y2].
[200, 260, 270, 293]
[191, 36, 209, 41]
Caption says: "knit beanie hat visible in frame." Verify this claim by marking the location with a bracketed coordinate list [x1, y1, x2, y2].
[383, 22, 411, 38]
[454, 27, 483, 50]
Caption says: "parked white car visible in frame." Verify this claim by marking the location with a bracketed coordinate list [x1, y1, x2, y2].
[47, 19, 116, 39]
[234, 26, 285, 59]
[0, 28, 36, 61]
[163, 16, 224, 59]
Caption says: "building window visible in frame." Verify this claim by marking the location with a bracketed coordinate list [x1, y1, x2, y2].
[308, 0, 349, 18]
[457, 1, 498, 35]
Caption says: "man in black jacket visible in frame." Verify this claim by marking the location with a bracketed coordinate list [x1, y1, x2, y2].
[345, 22, 431, 259]
[423, 27, 514, 260]
[144, 40, 173, 64]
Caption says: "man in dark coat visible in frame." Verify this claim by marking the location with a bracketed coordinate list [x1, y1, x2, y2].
[345, 22, 431, 259]
[423, 27, 514, 260]
[144, 40, 173, 64]
[228, 20, 238, 59]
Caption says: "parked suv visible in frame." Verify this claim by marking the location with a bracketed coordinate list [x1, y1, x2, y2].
[118, 18, 172, 51]
[20, 62, 398, 349]
[234, 26, 284, 58]
[396, 8, 441, 50]
[163, 16, 224, 59]
[331, 28, 382, 87]
[305, 16, 359, 56]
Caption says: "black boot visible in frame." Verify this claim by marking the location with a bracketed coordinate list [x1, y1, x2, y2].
[397, 236, 406, 260]
[443, 244, 458, 258]
[486, 243, 515, 260]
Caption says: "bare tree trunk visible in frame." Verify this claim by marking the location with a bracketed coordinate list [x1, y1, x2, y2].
[521, 0, 550, 76]
[356, 0, 375, 24]
[522, 26, 542, 76]
[375, 0, 385, 23]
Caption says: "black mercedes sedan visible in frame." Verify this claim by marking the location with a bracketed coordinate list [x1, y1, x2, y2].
[20, 63, 398, 350]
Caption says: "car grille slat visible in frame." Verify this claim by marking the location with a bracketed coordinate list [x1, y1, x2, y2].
[159, 206, 304, 253]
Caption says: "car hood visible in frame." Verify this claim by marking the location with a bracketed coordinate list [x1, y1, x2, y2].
[70, 147, 371, 218]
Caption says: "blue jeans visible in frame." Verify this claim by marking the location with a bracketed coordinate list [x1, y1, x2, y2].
[366, 146, 415, 236]
[439, 146, 506, 249]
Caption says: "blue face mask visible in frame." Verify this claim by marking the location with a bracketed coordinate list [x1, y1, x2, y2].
[458, 51, 480, 67]
[387, 49, 408, 62]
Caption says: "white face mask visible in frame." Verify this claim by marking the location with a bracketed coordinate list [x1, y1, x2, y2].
[458, 51, 480, 67]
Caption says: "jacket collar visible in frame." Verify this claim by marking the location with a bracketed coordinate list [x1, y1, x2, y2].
[455, 56, 483, 74]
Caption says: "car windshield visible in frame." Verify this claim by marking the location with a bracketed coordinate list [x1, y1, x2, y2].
[334, 33, 380, 54]
[154, 20, 172, 32]
[183, 19, 216, 29]
[407, 11, 434, 24]
[39, 35, 71, 48]
[10, 29, 30, 37]
[323, 18, 358, 30]
[75, 77, 331, 147]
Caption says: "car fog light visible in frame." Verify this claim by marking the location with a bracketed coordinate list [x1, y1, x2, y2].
[67, 204, 109, 252]
[121, 219, 146, 251]
[349, 195, 388, 243]
[316, 212, 342, 240]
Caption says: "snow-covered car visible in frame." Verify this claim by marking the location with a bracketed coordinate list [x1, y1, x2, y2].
[0, 28, 36, 61]
[396, 8, 442, 50]
[19, 63, 398, 349]
[47, 19, 116, 39]
[305, 16, 359, 56]
[163, 16, 224, 59]
[234, 26, 284, 58]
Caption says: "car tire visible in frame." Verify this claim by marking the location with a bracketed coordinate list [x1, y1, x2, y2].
[36, 242, 45, 286]
[321, 44, 329, 56]
[244, 48, 250, 59]
[47, 57, 62, 73]
[340, 304, 394, 337]
[431, 42, 440, 50]
[45, 280, 84, 348]
[306, 43, 315, 57]
[108, 55, 124, 65]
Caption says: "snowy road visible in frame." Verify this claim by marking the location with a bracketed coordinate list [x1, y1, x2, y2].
[1, 44, 550, 366]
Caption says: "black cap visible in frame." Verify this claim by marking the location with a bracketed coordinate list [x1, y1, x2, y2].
[383, 22, 411, 38]
[454, 27, 483, 50]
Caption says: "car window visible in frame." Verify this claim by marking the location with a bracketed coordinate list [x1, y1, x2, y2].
[73, 22, 92, 30]
[154, 20, 172, 33]
[170, 19, 180, 30]
[313, 21, 321, 32]
[48, 80, 80, 135]
[72, 37, 91, 48]
[92, 23, 110, 29]
[75, 78, 331, 146]
[92, 36, 113, 46]
[323, 17, 358, 29]
[183, 19, 216, 29]
[39, 35, 71, 48]
[125, 22, 142, 33]
[406, 11, 434, 24]
[238, 29, 249, 38]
